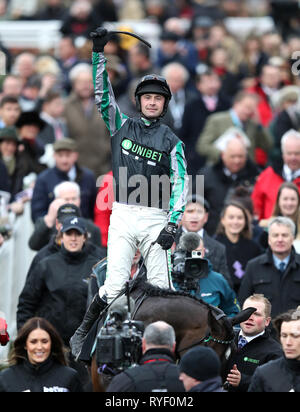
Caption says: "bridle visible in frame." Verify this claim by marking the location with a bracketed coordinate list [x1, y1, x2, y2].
[177, 330, 234, 355]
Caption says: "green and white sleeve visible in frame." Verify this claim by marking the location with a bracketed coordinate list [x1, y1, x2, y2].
[168, 141, 189, 226]
[92, 52, 127, 136]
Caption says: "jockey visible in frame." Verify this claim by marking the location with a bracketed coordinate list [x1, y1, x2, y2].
[70, 27, 189, 359]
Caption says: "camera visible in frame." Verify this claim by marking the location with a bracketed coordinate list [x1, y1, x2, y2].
[172, 248, 208, 293]
[96, 310, 144, 373]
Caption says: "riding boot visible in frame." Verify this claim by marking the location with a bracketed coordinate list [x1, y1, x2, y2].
[70, 293, 107, 360]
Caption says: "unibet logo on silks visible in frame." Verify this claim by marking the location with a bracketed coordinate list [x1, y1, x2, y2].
[121, 138, 164, 164]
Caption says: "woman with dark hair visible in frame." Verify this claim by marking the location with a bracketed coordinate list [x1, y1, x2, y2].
[259, 182, 300, 252]
[0, 317, 83, 392]
[215, 201, 262, 294]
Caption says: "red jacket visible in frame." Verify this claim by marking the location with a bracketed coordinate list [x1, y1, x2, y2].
[252, 166, 300, 220]
[94, 171, 113, 248]
[0, 318, 9, 346]
[248, 83, 273, 127]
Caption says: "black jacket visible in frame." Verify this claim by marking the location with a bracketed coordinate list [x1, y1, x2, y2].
[30, 164, 97, 222]
[26, 235, 105, 284]
[106, 348, 185, 392]
[0, 357, 83, 392]
[239, 247, 300, 318]
[189, 377, 226, 392]
[224, 330, 283, 392]
[248, 357, 300, 392]
[0, 159, 9, 193]
[180, 92, 231, 175]
[215, 234, 262, 293]
[199, 158, 260, 235]
[17, 244, 100, 345]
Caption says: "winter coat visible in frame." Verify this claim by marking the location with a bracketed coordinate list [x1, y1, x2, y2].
[252, 164, 300, 220]
[26, 235, 105, 285]
[224, 330, 283, 392]
[199, 158, 260, 235]
[17, 244, 100, 345]
[189, 376, 225, 392]
[64, 93, 111, 178]
[0, 159, 9, 193]
[106, 348, 185, 392]
[215, 234, 262, 294]
[196, 110, 272, 166]
[248, 357, 300, 392]
[0, 357, 83, 392]
[239, 247, 300, 318]
[30, 164, 97, 222]
[180, 92, 231, 176]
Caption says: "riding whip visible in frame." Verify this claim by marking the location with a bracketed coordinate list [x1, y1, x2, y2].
[108, 31, 151, 48]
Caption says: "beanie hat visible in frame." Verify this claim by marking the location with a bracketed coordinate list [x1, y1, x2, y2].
[179, 346, 221, 381]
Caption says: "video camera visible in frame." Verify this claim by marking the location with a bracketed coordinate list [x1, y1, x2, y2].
[172, 232, 208, 293]
[96, 295, 144, 373]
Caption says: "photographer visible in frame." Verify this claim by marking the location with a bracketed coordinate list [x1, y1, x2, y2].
[172, 232, 240, 318]
[106, 321, 185, 392]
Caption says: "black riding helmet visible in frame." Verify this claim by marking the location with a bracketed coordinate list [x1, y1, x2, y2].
[135, 74, 172, 118]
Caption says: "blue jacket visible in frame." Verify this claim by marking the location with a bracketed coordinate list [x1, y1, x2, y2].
[173, 259, 240, 318]
[31, 165, 97, 222]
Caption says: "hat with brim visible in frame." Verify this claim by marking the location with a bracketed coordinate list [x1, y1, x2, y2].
[53, 138, 78, 152]
[0, 127, 21, 145]
[61, 216, 87, 235]
[15, 111, 46, 131]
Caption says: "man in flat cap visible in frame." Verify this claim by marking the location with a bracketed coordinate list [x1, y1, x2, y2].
[0, 126, 27, 199]
[30, 137, 97, 223]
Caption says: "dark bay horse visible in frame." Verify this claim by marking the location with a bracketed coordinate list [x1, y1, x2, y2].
[90, 279, 255, 391]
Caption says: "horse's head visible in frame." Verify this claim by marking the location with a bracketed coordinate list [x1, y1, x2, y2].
[207, 306, 257, 361]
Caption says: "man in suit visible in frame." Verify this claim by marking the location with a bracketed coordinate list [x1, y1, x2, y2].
[180, 67, 231, 175]
[239, 216, 300, 318]
[175, 194, 231, 285]
[31, 138, 97, 222]
[224, 294, 282, 392]
[196, 91, 272, 167]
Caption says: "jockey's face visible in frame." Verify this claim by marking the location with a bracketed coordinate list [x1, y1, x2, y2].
[140, 93, 165, 119]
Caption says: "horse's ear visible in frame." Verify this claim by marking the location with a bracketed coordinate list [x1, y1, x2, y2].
[230, 307, 256, 326]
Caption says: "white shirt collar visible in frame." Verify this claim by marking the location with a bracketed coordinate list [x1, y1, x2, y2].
[239, 330, 265, 343]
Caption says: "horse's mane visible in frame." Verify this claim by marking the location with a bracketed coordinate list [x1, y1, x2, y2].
[132, 276, 211, 310]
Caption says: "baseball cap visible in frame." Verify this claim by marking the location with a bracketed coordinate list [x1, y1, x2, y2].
[61, 216, 87, 235]
[179, 346, 221, 381]
[57, 204, 82, 223]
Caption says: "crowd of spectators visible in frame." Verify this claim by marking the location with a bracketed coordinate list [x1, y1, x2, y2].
[1, 0, 300, 393]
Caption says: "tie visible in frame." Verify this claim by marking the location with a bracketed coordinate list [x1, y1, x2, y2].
[279, 262, 286, 274]
[238, 335, 248, 350]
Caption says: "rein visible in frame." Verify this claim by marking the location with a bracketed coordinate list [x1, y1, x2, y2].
[178, 332, 234, 354]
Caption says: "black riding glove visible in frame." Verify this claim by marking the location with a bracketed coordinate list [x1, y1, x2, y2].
[156, 223, 177, 250]
[90, 27, 110, 52]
